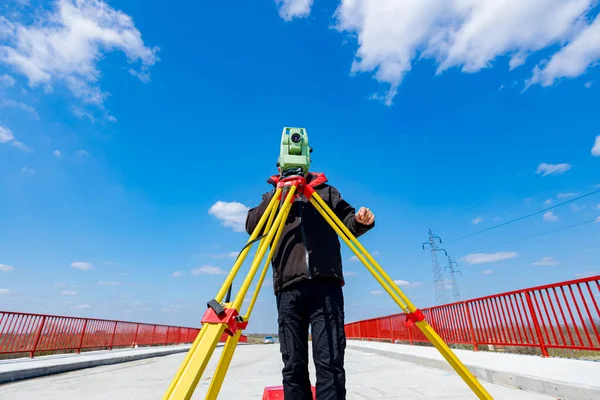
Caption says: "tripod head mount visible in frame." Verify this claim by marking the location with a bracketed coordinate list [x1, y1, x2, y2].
[277, 127, 312, 178]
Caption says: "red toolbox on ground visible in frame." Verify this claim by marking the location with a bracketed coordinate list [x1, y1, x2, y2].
[262, 385, 316, 399]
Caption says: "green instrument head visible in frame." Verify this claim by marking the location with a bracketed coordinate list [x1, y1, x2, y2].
[277, 127, 312, 177]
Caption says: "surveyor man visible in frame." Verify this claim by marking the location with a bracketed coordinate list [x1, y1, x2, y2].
[245, 170, 375, 400]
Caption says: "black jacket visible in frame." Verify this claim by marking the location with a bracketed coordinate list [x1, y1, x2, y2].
[245, 172, 375, 293]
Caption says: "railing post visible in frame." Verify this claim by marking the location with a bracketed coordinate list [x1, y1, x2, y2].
[525, 292, 549, 357]
[407, 314, 413, 345]
[77, 320, 88, 354]
[133, 323, 140, 348]
[30, 316, 46, 358]
[464, 302, 478, 351]
[109, 321, 118, 350]
[150, 324, 156, 346]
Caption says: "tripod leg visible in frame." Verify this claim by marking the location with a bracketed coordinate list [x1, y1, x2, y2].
[204, 199, 289, 400]
[308, 193, 494, 400]
[214, 188, 283, 303]
[204, 324, 243, 400]
[162, 323, 227, 400]
[162, 190, 289, 400]
[230, 185, 297, 311]
[245, 201, 288, 319]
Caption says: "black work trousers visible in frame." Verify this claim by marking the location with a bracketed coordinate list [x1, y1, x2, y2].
[276, 279, 346, 400]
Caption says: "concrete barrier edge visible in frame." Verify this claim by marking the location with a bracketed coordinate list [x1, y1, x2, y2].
[0, 346, 192, 385]
[347, 344, 600, 400]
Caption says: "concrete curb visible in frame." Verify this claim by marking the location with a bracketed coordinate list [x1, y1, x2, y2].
[348, 344, 600, 400]
[0, 345, 195, 385]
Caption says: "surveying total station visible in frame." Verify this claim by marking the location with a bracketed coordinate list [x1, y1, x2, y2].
[162, 127, 494, 400]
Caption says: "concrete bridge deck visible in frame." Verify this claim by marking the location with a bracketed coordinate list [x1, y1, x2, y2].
[1, 340, 598, 399]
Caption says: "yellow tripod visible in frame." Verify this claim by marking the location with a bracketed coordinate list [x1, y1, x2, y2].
[162, 174, 494, 400]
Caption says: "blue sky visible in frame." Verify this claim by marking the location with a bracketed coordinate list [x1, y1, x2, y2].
[1, 0, 599, 333]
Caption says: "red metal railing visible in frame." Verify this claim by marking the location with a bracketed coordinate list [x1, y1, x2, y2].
[345, 275, 600, 356]
[0, 311, 247, 358]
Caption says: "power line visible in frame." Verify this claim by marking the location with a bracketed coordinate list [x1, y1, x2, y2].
[438, 193, 501, 225]
[459, 218, 598, 253]
[449, 243, 600, 269]
[449, 188, 600, 242]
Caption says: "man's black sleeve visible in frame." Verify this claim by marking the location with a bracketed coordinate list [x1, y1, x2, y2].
[245, 190, 275, 235]
[329, 185, 374, 238]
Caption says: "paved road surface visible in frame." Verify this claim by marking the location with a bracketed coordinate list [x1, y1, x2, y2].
[0, 344, 556, 399]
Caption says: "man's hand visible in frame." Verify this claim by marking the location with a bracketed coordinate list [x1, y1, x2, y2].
[355, 207, 375, 225]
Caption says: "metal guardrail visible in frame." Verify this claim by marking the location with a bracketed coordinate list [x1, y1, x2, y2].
[345, 275, 600, 356]
[0, 311, 247, 358]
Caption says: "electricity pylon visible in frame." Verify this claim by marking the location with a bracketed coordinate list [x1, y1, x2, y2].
[445, 255, 462, 302]
[422, 229, 448, 305]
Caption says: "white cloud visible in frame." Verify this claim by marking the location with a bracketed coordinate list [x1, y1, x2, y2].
[536, 163, 572, 176]
[71, 261, 93, 270]
[393, 279, 422, 288]
[75, 149, 89, 157]
[298, 0, 600, 106]
[191, 265, 226, 275]
[98, 280, 120, 286]
[545, 199, 553, 205]
[0, 125, 15, 142]
[527, 13, 600, 88]
[472, 217, 483, 225]
[344, 271, 358, 276]
[0, 74, 15, 87]
[371, 290, 382, 295]
[595, 216, 600, 223]
[461, 251, 518, 265]
[208, 201, 249, 232]
[597, 203, 600, 210]
[571, 203, 585, 212]
[0, 124, 29, 151]
[70, 304, 91, 309]
[592, 135, 600, 156]
[585, 81, 594, 88]
[53, 149, 62, 158]
[557, 192, 578, 199]
[0, 288, 10, 295]
[576, 271, 598, 278]
[276, 0, 313, 21]
[21, 165, 34, 176]
[54, 282, 67, 288]
[72, 106, 98, 122]
[543, 211, 559, 222]
[0, 99, 39, 119]
[0, 264, 15, 272]
[172, 271, 183, 277]
[349, 250, 378, 262]
[208, 251, 241, 259]
[481, 269, 494, 275]
[533, 256, 558, 266]
[0, 0, 159, 110]
[61, 290, 77, 295]
[262, 278, 273, 288]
